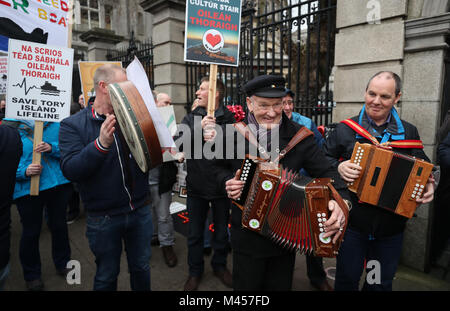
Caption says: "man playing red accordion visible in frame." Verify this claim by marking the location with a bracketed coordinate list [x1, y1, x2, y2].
[211, 75, 351, 291]
[323, 71, 435, 291]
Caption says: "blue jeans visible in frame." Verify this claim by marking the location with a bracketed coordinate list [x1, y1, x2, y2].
[86, 206, 153, 291]
[186, 196, 230, 276]
[16, 184, 72, 281]
[334, 228, 404, 291]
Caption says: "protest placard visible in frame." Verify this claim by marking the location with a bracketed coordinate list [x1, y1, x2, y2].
[5, 39, 73, 123]
[184, 0, 242, 67]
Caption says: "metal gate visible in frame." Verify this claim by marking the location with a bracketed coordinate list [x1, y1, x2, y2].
[106, 32, 155, 89]
[185, 0, 337, 126]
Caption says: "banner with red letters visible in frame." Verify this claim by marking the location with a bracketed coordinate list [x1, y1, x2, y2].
[0, 0, 71, 49]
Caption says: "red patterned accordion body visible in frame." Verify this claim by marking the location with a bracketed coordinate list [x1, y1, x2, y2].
[233, 156, 348, 257]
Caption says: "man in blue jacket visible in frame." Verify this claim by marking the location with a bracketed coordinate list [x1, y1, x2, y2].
[59, 64, 153, 291]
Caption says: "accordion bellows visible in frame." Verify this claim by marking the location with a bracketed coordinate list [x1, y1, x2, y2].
[348, 142, 433, 218]
[233, 157, 347, 257]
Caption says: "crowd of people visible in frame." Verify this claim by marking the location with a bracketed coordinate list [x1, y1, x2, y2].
[0, 64, 447, 292]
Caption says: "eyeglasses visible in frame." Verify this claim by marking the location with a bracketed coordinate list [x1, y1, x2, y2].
[251, 100, 283, 112]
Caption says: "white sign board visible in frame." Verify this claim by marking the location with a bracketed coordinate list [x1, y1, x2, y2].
[157, 105, 177, 137]
[5, 39, 73, 122]
[0, 56, 7, 94]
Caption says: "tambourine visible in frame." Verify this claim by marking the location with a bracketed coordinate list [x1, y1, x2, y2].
[108, 81, 162, 172]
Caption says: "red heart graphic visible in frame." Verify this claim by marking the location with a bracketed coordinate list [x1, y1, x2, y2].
[206, 33, 221, 47]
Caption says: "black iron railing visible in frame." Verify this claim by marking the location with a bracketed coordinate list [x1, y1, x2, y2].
[106, 32, 155, 89]
[185, 0, 336, 126]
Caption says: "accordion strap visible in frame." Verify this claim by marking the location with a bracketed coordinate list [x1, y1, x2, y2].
[233, 122, 313, 162]
[341, 119, 424, 149]
[233, 122, 271, 161]
[273, 127, 313, 164]
[327, 182, 350, 243]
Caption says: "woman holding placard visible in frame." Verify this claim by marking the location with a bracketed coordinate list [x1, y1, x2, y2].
[3, 118, 72, 291]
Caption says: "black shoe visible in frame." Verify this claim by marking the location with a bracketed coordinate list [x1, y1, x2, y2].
[162, 246, 178, 268]
[26, 279, 44, 291]
[203, 247, 212, 256]
[184, 275, 202, 291]
[311, 280, 333, 291]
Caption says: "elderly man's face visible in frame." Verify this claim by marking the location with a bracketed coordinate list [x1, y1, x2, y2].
[282, 95, 294, 119]
[157, 93, 171, 107]
[364, 75, 401, 125]
[247, 95, 283, 129]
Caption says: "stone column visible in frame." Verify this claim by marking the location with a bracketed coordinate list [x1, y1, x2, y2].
[140, 0, 187, 123]
[333, 0, 407, 121]
[400, 10, 450, 272]
[79, 28, 124, 61]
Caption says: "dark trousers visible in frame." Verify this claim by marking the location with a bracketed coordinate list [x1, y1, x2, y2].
[232, 251, 295, 291]
[16, 184, 72, 281]
[306, 254, 327, 286]
[334, 228, 403, 291]
[85, 206, 153, 291]
[67, 183, 80, 216]
[186, 196, 230, 276]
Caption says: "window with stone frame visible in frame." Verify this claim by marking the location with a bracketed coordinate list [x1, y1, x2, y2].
[74, 0, 100, 29]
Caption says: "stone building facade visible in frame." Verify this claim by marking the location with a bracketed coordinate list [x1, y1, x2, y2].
[71, 0, 153, 99]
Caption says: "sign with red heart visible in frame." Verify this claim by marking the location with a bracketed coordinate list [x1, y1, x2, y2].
[184, 0, 242, 67]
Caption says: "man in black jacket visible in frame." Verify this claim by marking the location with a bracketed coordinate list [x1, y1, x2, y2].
[0, 124, 22, 290]
[323, 71, 435, 291]
[177, 77, 235, 291]
[214, 75, 350, 291]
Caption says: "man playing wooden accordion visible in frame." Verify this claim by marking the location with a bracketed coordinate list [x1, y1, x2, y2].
[323, 71, 435, 291]
[209, 75, 351, 291]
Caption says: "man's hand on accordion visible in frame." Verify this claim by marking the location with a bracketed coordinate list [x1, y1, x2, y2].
[416, 175, 435, 205]
[225, 169, 245, 200]
[323, 200, 346, 244]
[337, 160, 362, 183]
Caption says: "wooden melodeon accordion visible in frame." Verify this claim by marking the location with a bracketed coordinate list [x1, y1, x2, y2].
[348, 142, 433, 218]
[232, 156, 348, 257]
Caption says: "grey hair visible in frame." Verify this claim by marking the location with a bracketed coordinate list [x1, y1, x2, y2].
[93, 64, 126, 91]
[366, 71, 402, 96]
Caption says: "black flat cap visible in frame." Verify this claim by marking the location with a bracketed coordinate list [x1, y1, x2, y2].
[243, 75, 286, 98]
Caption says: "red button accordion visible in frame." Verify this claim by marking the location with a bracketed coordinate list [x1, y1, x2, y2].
[232, 156, 348, 257]
[348, 142, 433, 218]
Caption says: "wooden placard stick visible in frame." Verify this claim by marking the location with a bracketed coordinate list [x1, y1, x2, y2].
[30, 1, 74, 196]
[207, 64, 218, 117]
[30, 121, 44, 196]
